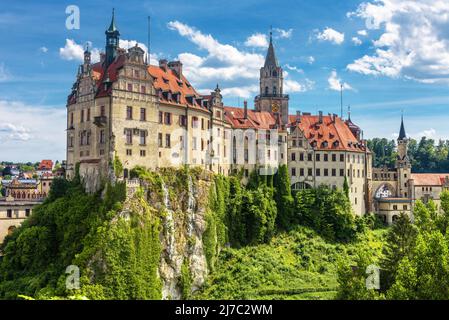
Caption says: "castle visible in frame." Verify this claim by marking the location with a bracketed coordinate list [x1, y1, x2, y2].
[65, 12, 449, 222]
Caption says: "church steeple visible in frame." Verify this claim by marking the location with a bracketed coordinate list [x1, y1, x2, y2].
[398, 114, 406, 140]
[264, 28, 279, 68]
[105, 8, 120, 67]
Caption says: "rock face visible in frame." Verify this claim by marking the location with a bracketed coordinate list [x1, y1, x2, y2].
[140, 169, 211, 300]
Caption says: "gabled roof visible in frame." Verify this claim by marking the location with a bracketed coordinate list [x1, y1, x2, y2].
[288, 114, 367, 153]
[224, 107, 277, 130]
[411, 173, 449, 186]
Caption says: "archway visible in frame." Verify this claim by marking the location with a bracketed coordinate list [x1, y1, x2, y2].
[374, 183, 396, 199]
[292, 182, 312, 191]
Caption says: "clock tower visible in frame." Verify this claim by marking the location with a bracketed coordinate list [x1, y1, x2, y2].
[255, 30, 289, 125]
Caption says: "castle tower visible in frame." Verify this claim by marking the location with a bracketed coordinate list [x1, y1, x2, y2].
[396, 115, 411, 198]
[255, 29, 289, 125]
[105, 9, 120, 67]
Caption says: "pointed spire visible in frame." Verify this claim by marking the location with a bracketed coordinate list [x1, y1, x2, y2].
[398, 112, 407, 140]
[348, 105, 351, 121]
[107, 8, 118, 33]
[264, 26, 279, 68]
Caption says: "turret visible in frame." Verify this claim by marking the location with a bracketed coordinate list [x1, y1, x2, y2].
[104, 8, 120, 67]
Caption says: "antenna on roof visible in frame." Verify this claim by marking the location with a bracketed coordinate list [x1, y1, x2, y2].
[147, 16, 151, 65]
[340, 83, 343, 119]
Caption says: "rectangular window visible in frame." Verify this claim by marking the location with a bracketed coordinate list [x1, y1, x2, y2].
[292, 168, 296, 176]
[316, 168, 321, 176]
[87, 108, 90, 121]
[324, 169, 329, 176]
[340, 169, 344, 176]
[340, 154, 344, 162]
[300, 168, 304, 176]
[291, 153, 296, 161]
[308, 168, 313, 176]
[141, 85, 146, 94]
[159, 111, 163, 124]
[165, 134, 171, 148]
[164, 112, 172, 125]
[7, 209, 12, 218]
[308, 153, 312, 162]
[25, 209, 31, 217]
[331, 169, 336, 176]
[126, 129, 132, 145]
[126, 106, 133, 120]
[70, 112, 74, 126]
[140, 150, 146, 157]
[201, 118, 205, 130]
[126, 149, 132, 156]
[140, 108, 146, 121]
[180, 115, 187, 127]
[100, 130, 105, 144]
[332, 154, 336, 162]
[158, 133, 163, 147]
[292, 140, 297, 147]
[324, 154, 328, 162]
[299, 153, 304, 161]
[140, 131, 146, 145]
[100, 105, 105, 117]
[128, 83, 133, 91]
[316, 153, 320, 161]
[81, 110, 84, 123]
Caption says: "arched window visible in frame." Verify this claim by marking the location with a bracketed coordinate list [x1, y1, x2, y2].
[272, 70, 277, 77]
[273, 86, 277, 95]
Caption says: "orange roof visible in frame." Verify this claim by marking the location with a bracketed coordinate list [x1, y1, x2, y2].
[38, 160, 53, 170]
[224, 107, 277, 130]
[411, 173, 449, 186]
[148, 65, 208, 112]
[288, 114, 367, 153]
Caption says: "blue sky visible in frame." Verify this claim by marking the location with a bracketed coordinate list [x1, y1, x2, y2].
[1, 0, 449, 162]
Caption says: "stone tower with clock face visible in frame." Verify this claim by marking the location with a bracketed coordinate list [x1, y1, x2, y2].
[255, 31, 289, 125]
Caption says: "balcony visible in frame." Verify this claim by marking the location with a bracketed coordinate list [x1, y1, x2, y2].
[255, 94, 289, 99]
[94, 116, 107, 127]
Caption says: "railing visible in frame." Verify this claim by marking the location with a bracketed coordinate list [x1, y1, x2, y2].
[255, 94, 289, 99]
[94, 116, 107, 127]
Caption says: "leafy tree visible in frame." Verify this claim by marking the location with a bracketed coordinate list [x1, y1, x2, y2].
[273, 165, 294, 230]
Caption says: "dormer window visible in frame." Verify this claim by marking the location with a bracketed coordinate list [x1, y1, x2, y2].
[322, 141, 328, 148]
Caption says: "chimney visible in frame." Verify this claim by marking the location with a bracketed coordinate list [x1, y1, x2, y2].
[168, 61, 183, 79]
[244, 101, 248, 119]
[159, 59, 168, 70]
[318, 111, 323, 124]
[296, 110, 301, 124]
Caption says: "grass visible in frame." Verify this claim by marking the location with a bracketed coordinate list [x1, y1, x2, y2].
[195, 226, 386, 300]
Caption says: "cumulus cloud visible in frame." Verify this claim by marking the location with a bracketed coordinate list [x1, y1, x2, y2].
[0, 100, 66, 161]
[245, 33, 269, 48]
[352, 37, 363, 45]
[347, 0, 449, 84]
[167, 21, 309, 98]
[275, 28, 293, 39]
[358, 30, 368, 36]
[59, 39, 158, 65]
[316, 27, 345, 45]
[414, 128, 437, 139]
[328, 70, 353, 91]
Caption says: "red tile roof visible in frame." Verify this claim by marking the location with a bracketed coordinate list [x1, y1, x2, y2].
[288, 114, 367, 152]
[38, 160, 53, 170]
[224, 107, 278, 130]
[411, 173, 449, 186]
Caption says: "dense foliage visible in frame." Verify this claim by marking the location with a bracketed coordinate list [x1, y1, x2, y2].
[337, 191, 449, 299]
[367, 137, 449, 172]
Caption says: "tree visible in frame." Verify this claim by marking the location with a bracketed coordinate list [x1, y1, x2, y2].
[273, 165, 294, 230]
[343, 176, 350, 199]
[380, 213, 417, 288]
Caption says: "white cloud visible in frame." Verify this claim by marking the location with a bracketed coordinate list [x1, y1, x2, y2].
[0, 63, 10, 82]
[347, 0, 449, 84]
[59, 39, 85, 61]
[39, 46, 48, 53]
[316, 27, 345, 45]
[358, 30, 368, 36]
[414, 128, 437, 139]
[308, 56, 315, 64]
[0, 100, 66, 162]
[328, 70, 353, 91]
[352, 37, 363, 45]
[245, 33, 268, 48]
[167, 21, 310, 98]
[275, 28, 293, 39]
[285, 64, 304, 73]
